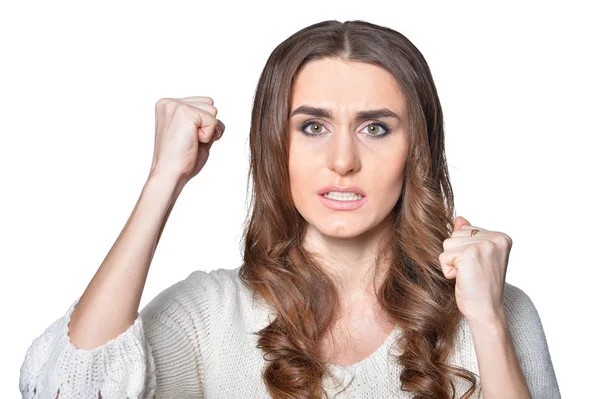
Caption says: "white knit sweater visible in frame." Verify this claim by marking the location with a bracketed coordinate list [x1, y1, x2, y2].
[19, 267, 560, 398]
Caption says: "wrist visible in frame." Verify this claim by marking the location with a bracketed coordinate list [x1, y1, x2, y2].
[466, 308, 508, 331]
[148, 167, 186, 187]
[146, 170, 186, 198]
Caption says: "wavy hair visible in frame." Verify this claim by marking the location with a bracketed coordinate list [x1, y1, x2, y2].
[238, 19, 478, 398]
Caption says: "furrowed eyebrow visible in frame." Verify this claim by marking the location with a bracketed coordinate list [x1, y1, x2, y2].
[288, 105, 402, 122]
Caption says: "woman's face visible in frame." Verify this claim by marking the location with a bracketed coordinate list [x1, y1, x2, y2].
[287, 57, 410, 239]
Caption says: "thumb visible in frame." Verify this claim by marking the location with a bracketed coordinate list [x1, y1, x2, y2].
[453, 216, 472, 231]
[198, 120, 225, 144]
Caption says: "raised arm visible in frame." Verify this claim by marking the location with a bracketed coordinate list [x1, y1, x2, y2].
[67, 173, 182, 351]
[20, 97, 226, 398]
[69, 95, 226, 350]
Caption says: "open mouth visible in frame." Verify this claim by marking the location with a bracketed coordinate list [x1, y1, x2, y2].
[318, 193, 367, 210]
[320, 192, 364, 201]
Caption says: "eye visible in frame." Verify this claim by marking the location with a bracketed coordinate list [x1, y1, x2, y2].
[299, 120, 390, 139]
[300, 120, 329, 135]
[361, 123, 390, 138]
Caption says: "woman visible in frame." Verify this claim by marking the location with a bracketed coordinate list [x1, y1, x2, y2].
[19, 20, 559, 398]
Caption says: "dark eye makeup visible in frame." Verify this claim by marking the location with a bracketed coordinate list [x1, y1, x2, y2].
[298, 119, 391, 139]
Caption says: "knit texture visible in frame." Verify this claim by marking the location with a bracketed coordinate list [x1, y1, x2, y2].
[19, 267, 561, 398]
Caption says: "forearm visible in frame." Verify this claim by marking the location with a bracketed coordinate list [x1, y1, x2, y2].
[68, 174, 183, 350]
[468, 312, 531, 399]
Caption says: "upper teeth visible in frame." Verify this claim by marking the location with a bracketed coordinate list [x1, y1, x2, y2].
[324, 191, 363, 200]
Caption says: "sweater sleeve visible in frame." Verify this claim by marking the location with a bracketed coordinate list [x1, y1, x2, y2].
[19, 297, 157, 399]
[19, 276, 207, 399]
[503, 283, 561, 399]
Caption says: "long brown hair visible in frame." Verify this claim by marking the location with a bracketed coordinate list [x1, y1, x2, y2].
[239, 19, 478, 398]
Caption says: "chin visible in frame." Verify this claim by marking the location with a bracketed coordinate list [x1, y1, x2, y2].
[314, 221, 369, 240]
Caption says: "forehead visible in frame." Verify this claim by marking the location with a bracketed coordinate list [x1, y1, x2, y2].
[289, 58, 406, 113]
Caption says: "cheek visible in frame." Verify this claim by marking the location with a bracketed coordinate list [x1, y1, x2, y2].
[374, 152, 407, 201]
[374, 174, 403, 205]
[288, 135, 317, 190]
[288, 149, 312, 203]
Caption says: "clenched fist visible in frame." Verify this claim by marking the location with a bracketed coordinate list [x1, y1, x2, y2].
[149, 96, 226, 187]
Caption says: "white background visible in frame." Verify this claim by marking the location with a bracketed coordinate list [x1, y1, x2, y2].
[2, 1, 598, 397]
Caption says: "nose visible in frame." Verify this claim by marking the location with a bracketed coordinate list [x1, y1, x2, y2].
[327, 127, 361, 176]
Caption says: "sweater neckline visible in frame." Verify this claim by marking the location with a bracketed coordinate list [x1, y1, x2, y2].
[325, 324, 401, 372]
[246, 273, 403, 388]
[322, 325, 403, 395]
[250, 287, 402, 372]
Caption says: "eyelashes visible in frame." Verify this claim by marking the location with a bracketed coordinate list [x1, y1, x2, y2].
[298, 119, 391, 139]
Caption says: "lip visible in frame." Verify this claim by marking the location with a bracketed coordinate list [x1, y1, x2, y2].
[317, 185, 366, 197]
[318, 193, 368, 210]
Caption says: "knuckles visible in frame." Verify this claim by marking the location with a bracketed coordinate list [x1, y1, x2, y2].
[154, 97, 218, 118]
[487, 231, 512, 249]
[442, 237, 451, 251]
[155, 98, 181, 114]
[443, 230, 512, 253]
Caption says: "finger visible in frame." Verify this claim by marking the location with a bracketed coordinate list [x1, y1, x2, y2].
[443, 235, 485, 251]
[459, 216, 471, 225]
[179, 96, 214, 105]
[180, 104, 220, 143]
[453, 216, 471, 231]
[213, 120, 226, 141]
[451, 225, 487, 238]
[439, 248, 460, 279]
[197, 117, 222, 143]
[179, 100, 218, 117]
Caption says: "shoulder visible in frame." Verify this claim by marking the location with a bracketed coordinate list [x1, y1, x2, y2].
[502, 283, 561, 396]
[133, 268, 244, 397]
[140, 266, 246, 323]
[501, 282, 547, 350]
[502, 282, 539, 324]
[501, 282, 551, 358]
[138, 266, 250, 365]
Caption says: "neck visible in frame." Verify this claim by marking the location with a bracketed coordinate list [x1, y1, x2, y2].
[302, 214, 394, 296]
